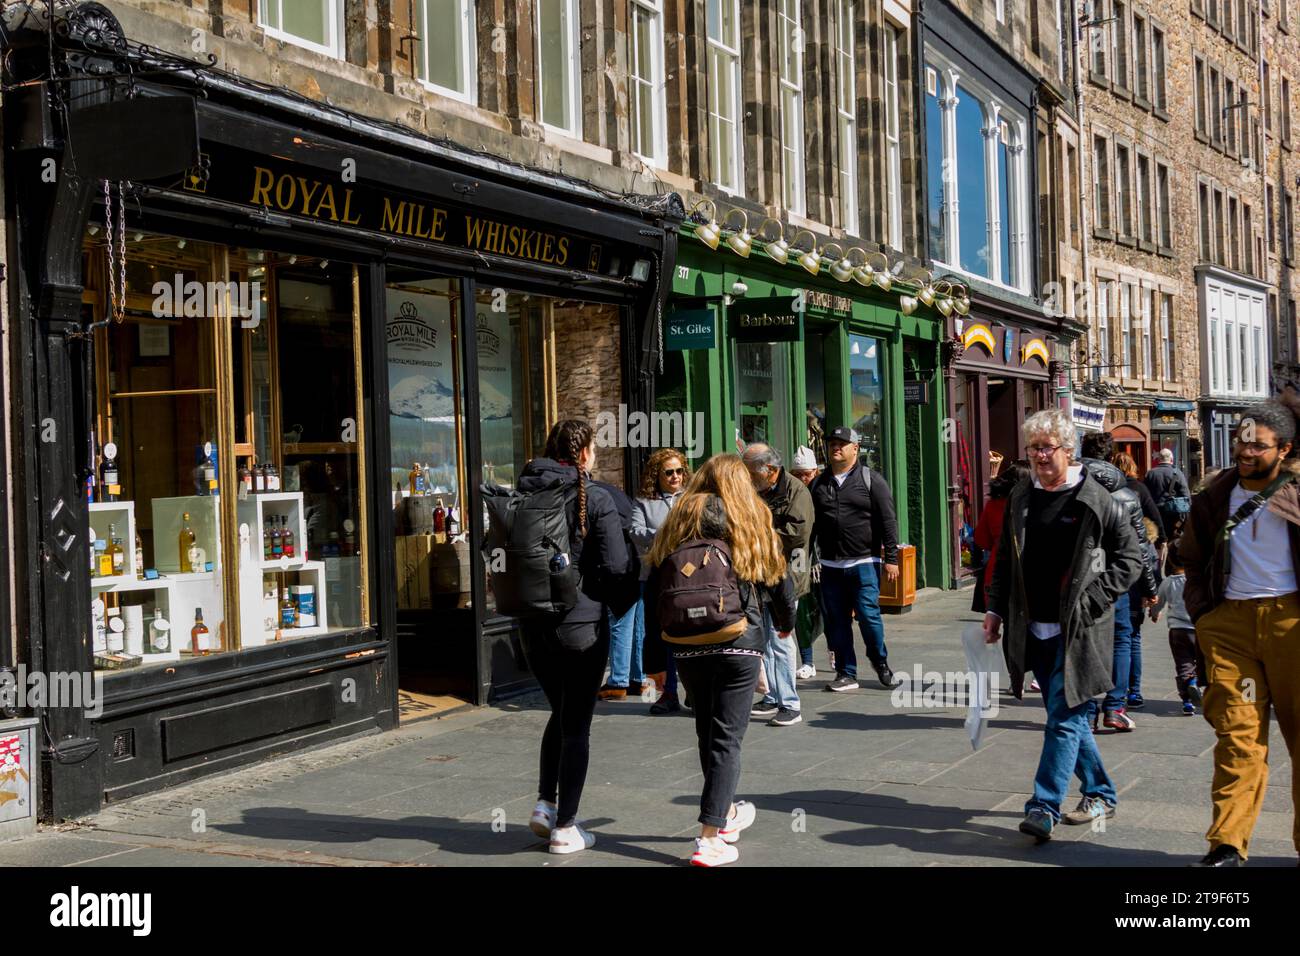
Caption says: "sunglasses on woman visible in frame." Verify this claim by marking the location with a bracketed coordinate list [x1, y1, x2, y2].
[663, 467, 685, 476]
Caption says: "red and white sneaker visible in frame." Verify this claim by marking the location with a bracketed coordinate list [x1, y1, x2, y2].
[718, 800, 756, 844]
[1103, 709, 1136, 732]
[690, 836, 739, 867]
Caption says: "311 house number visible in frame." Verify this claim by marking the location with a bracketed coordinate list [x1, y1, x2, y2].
[677, 266, 690, 279]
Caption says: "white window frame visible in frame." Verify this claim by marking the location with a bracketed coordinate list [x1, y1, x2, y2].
[1121, 283, 1133, 376]
[1161, 294, 1175, 381]
[837, 0, 859, 233]
[1142, 289, 1154, 378]
[259, 0, 344, 59]
[1098, 279, 1112, 370]
[779, 0, 806, 216]
[926, 51, 1030, 293]
[883, 23, 903, 248]
[412, 0, 477, 104]
[630, 0, 667, 167]
[536, 0, 583, 139]
[707, 0, 744, 194]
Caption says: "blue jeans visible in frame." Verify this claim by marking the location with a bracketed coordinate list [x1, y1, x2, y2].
[606, 597, 645, 688]
[760, 607, 801, 712]
[820, 563, 888, 679]
[1102, 593, 1133, 714]
[1025, 634, 1117, 821]
[1128, 609, 1144, 697]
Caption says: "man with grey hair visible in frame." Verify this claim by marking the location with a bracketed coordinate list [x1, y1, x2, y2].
[1144, 446, 1192, 540]
[985, 407, 1143, 842]
[745, 443, 814, 726]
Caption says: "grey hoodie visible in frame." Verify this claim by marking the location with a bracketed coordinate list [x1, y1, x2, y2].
[632, 491, 682, 578]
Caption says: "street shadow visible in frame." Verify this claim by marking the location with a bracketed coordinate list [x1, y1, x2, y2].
[807, 709, 1044, 734]
[677, 788, 1203, 866]
[214, 807, 684, 865]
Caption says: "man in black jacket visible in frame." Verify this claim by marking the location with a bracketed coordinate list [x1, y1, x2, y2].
[1143, 448, 1192, 540]
[809, 426, 901, 692]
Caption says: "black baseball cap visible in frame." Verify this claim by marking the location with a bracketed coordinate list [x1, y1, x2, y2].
[827, 426, 860, 445]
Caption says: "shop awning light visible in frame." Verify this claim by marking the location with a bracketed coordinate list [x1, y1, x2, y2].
[690, 199, 721, 250]
[936, 296, 954, 317]
[899, 294, 918, 315]
[758, 218, 790, 264]
[722, 209, 753, 257]
[630, 258, 652, 281]
[791, 230, 820, 276]
[826, 243, 853, 282]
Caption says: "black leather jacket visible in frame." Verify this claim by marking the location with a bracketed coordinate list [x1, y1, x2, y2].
[1081, 459, 1157, 599]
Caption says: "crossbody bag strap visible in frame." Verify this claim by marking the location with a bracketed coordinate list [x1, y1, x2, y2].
[1215, 473, 1296, 575]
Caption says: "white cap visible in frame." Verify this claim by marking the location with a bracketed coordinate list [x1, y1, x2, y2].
[792, 446, 819, 471]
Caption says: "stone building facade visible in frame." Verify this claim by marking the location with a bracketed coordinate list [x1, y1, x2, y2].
[1074, 0, 1300, 481]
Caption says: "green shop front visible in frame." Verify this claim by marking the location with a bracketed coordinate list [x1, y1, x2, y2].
[661, 237, 952, 592]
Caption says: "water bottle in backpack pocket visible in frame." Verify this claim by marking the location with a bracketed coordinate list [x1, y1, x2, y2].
[481, 480, 579, 617]
[657, 538, 751, 645]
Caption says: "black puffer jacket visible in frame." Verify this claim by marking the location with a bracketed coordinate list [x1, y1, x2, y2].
[516, 458, 629, 624]
[1082, 458, 1157, 599]
[646, 494, 797, 653]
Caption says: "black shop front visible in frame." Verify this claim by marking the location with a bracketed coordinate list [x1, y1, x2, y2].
[2, 8, 679, 819]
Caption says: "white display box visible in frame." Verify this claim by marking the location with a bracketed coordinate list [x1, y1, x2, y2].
[88, 500, 136, 584]
[151, 495, 221, 574]
[236, 491, 307, 570]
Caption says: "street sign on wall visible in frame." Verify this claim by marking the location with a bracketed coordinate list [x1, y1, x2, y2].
[665, 309, 717, 350]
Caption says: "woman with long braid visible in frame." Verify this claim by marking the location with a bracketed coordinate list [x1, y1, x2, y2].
[517, 420, 629, 854]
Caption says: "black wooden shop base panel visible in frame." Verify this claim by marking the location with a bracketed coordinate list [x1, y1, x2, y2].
[161, 683, 337, 762]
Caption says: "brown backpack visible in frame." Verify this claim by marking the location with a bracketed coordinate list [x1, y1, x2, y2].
[657, 538, 752, 645]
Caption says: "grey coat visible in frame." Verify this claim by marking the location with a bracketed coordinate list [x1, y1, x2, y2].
[986, 464, 1144, 708]
[632, 491, 682, 580]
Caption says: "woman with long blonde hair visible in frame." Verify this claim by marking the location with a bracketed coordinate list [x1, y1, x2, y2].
[646, 454, 796, 866]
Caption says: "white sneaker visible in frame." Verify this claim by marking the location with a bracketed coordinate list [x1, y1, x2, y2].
[548, 823, 596, 854]
[796, 664, 817, 680]
[690, 836, 739, 867]
[529, 800, 557, 838]
[718, 800, 757, 844]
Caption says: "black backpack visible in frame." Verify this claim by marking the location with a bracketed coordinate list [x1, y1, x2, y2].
[481, 479, 579, 617]
[656, 538, 751, 645]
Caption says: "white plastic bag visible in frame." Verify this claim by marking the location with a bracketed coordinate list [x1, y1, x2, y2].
[960, 622, 1004, 751]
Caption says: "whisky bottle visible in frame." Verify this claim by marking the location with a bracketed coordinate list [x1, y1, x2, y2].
[202, 445, 217, 495]
[410, 462, 424, 496]
[135, 530, 145, 578]
[282, 515, 295, 559]
[265, 463, 281, 492]
[190, 607, 210, 655]
[106, 603, 125, 653]
[446, 507, 459, 537]
[271, 517, 283, 558]
[239, 465, 252, 499]
[433, 498, 447, 536]
[254, 463, 267, 494]
[149, 608, 170, 652]
[106, 524, 124, 577]
[98, 442, 120, 503]
[263, 517, 273, 560]
[178, 512, 196, 574]
[92, 598, 107, 654]
[280, 585, 297, 629]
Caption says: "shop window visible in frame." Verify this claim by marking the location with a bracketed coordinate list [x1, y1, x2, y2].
[734, 341, 793, 461]
[1161, 294, 1176, 382]
[259, 0, 342, 59]
[1151, 25, 1167, 112]
[414, 0, 477, 103]
[84, 230, 369, 675]
[537, 0, 582, 137]
[779, 0, 806, 215]
[707, 0, 744, 193]
[848, 334, 885, 473]
[386, 272, 470, 612]
[630, 0, 667, 167]
[926, 68, 946, 260]
[804, 329, 829, 465]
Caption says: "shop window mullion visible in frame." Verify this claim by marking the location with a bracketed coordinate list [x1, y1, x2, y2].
[350, 265, 371, 627]
[213, 245, 243, 651]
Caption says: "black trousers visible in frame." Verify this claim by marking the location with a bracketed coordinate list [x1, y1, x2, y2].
[675, 652, 762, 828]
[520, 618, 610, 828]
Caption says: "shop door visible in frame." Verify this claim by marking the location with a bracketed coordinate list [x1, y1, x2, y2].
[733, 340, 794, 458]
[384, 269, 476, 709]
[1112, 424, 1149, 474]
